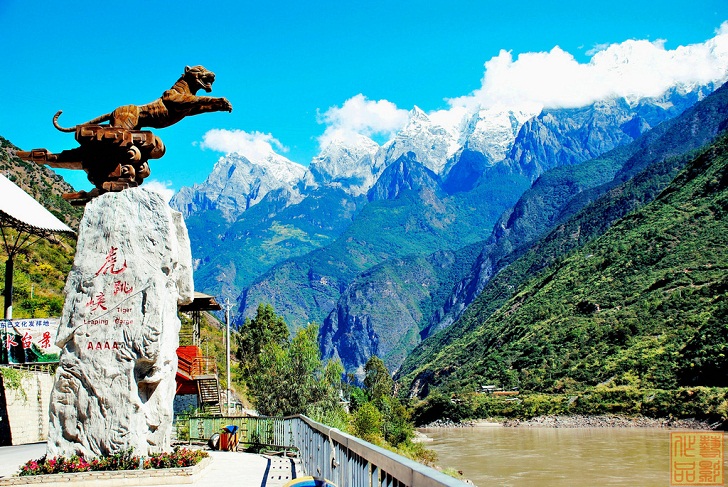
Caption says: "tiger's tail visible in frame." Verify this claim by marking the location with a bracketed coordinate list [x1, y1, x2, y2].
[53, 110, 112, 132]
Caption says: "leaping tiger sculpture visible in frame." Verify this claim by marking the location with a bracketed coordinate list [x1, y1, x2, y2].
[17, 65, 233, 204]
[53, 65, 232, 132]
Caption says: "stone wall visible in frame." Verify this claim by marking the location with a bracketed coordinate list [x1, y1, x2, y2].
[173, 394, 198, 417]
[0, 369, 54, 445]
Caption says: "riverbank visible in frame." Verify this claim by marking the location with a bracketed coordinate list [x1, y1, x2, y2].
[421, 414, 720, 430]
[502, 414, 717, 429]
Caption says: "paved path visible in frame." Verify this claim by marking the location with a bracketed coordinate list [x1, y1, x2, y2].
[164, 450, 272, 486]
[0, 443, 46, 479]
[0, 443, 298, 486]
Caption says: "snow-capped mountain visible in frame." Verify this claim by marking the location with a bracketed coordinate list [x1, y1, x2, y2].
[376, 107, 460, 175]
[300, 134, 380, 196]
[171, 76, 723, 384]
[459, 106, 539, 163]
[170, 151, 306, 222]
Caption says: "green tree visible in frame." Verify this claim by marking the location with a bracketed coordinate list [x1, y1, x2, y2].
[379, 395, 414, 446]
[354, 355, 415, 447]
[246, 322, 345, 418]
[364, 355, 394, 403]
[236, 303, 289, 383]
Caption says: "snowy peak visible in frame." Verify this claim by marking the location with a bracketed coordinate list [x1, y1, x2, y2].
[170, 151, 305, 222]
[459, 106, 539, 164]
[377, 106, 460, 174]
[409, 105, 430, 122]
[302, 134, 380, 196]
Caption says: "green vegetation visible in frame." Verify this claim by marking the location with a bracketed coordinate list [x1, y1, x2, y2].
[187, 188, 364, 300]
[347, 355, 435, 463]
[236, 304, 346, 423]
[242, 168, 529, 329]
[236, 303, 289, 377]
[398, 129, 728, 422]
[413, 388, 728, 425]
[399, 81, 728, 388]
[236, 305, 435, 463]
[0, 231, 76, 319]
[0, 367, 30, 400]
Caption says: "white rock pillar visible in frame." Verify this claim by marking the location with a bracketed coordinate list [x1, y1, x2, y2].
[47, 187, 194, 459]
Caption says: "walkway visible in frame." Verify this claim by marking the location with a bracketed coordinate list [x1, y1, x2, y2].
[0, 443, 299, 487]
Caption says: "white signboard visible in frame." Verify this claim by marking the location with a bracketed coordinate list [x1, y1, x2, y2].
[0, 318, 60, 364]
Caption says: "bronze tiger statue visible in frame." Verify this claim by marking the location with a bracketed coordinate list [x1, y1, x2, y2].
[53, 65, 233, 132]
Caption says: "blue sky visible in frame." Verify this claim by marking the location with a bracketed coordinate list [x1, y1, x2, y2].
[1, 0, 727, 195]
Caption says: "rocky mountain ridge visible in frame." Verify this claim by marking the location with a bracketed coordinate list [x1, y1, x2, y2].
[170, 83, 722, 378]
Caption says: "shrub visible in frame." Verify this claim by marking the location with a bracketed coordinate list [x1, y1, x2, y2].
[351, 402, 384, 444]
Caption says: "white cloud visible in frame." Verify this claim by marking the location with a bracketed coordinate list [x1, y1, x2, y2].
[317, 94, 409, 148]
[449, 21, 728, 112]
[199, 129, 288, 160]
[585, 43, 611, 57]
[144, 179, 175, 203]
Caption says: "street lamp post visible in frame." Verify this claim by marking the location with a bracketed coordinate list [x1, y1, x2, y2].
[224, 298, 232, 415]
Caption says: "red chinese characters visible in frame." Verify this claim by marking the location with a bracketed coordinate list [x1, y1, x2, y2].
[95, 246, 127, 277]
[40, 331, 52, 349]
[5, 335, 18, 350]
[81, 246, 135, 351]
[86, 292, 108, 312]
[113, 280, 133, 295]
[21, 332, 32, 349]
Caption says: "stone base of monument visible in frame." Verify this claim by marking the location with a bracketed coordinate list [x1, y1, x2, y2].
[46, 187, 194, 459]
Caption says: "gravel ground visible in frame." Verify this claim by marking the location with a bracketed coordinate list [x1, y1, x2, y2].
[421, 415, 721, 429]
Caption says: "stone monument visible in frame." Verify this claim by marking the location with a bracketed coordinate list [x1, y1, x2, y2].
[17, 65, 231, 458]
[47, 188, 193, 458]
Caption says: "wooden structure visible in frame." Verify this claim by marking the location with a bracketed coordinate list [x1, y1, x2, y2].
[178, 292, 221, 347]
[176, 292, 224, 416]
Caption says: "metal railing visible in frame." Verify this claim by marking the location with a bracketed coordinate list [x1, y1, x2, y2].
[176, 415, 468, 487]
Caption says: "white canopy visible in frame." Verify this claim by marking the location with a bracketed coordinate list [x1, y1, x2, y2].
[0, 173, 73, 234]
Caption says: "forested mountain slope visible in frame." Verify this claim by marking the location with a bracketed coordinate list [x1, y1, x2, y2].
[426, 82, 728, 336]
[399, 130, 728, 396]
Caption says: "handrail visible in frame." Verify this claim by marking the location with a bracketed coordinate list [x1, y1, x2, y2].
[191, 357, 217, 377]
[176, 354, 217, 379]
[176, 414, 468, 487]
[0, 362, 57, 373]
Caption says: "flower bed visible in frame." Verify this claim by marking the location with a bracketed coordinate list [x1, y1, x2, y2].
[19, 447, 208, 476]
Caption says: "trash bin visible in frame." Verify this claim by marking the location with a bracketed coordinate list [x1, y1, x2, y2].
[208, 432, 220, 450]
[219, 425, 239, 451]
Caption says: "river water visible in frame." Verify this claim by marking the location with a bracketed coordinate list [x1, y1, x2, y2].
[420, 426, 727, 486]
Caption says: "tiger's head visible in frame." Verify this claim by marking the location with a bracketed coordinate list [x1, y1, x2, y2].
[183, 65, 216, 93]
